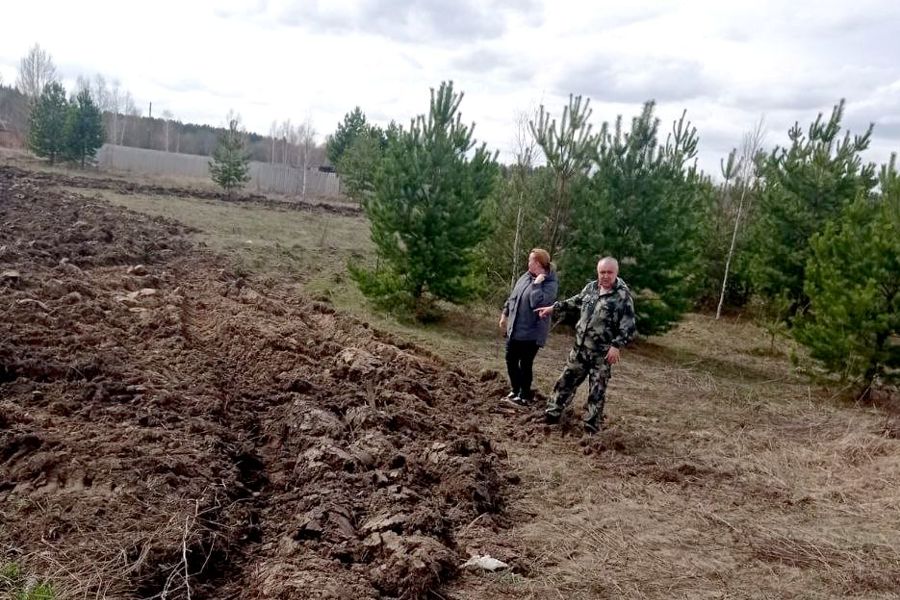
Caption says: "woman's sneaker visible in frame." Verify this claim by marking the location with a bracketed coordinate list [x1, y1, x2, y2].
[507, 395, 531, 407]
[503, 391, 518, 401]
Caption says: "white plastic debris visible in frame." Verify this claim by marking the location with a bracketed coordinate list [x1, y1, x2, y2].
[461, 554, 509, 572]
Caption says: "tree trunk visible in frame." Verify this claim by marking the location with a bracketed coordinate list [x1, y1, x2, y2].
[302, 154, 309, 197]
[510, 201, 523, 288]
[547, 175, 568, 257]
[716, 179, 749, 319]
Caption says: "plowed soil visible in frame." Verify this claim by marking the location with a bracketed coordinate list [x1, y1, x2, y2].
[0, 166, 507, 599]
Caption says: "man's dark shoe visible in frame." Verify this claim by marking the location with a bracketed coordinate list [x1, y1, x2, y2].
[544, 411, 560, 424]
[583, 422, 600, 435]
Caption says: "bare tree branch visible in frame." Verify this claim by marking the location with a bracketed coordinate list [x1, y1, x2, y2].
[16, 43, 58, 102]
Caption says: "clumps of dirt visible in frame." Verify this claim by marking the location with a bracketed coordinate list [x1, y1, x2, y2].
[0, 166, 506, 599]
[0, 167, 195, 269]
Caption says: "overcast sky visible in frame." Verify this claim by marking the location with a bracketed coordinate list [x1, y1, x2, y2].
[3, 0, 899, 173]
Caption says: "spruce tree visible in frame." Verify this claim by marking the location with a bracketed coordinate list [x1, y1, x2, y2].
[351, 82, 498, 317]
[795, 158, 899, 392]
[563, 102, 710, 335]
[747, 100, 877, 317]
[209, 118, 251, 198]
[63, 88, 105, 167]
[27, 81, 68, 164]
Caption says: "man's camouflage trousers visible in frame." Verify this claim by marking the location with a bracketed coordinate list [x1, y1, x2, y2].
[545, 346, 611, 430]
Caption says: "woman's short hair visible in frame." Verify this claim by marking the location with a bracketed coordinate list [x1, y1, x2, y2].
[530, 248, 551, 270]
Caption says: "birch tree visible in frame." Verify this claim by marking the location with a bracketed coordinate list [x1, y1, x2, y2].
[16, 44, 58, 103]
[300, 117, 316, 196]
[279, 119, 292, 164]
[716, 119, 765, 319]
[509, 109, 540, 287]
[162, 109, 174, 152]
[107, 79, 121, 144]
[269, 120, 278, 163]
[120, 91, 138, 145]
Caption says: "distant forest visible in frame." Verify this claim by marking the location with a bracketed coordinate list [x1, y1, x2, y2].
[0, 84, 327, 167]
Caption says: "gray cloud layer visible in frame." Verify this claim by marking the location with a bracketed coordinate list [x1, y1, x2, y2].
[449, 47, 538, 84]
[233, 0, 544, 44]
[557, 56, 715, 104]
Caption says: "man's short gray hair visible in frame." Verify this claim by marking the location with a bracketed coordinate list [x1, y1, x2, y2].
[598, 257, 619, 271]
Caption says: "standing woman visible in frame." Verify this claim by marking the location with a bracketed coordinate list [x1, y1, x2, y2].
[499, 248, 558, 406]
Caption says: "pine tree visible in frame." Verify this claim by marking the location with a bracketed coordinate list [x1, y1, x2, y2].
[337, 127, 387, 204]
[351, 82, 498, 318]
[326, 107, 371, 168]
[209, 117, 251, 198]
[747, 100, 877, 317]
[563, 102, 710, 335]
[795, 157, 899, 393]
[529, 94, 596, 256]
[27, 81, 68, 164]
[63, 88, 105, 167]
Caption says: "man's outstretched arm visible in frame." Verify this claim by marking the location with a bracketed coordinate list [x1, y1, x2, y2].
[536, 285, 586, 319]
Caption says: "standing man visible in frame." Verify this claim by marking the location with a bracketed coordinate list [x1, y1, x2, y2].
[535, 257, 636, 434]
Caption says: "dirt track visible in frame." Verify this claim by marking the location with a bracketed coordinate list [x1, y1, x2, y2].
[0, 166, 508, 599]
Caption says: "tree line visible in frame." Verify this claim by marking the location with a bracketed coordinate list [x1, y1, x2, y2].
[1, 44, 327, 167]
[328, 83, 897, 396]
